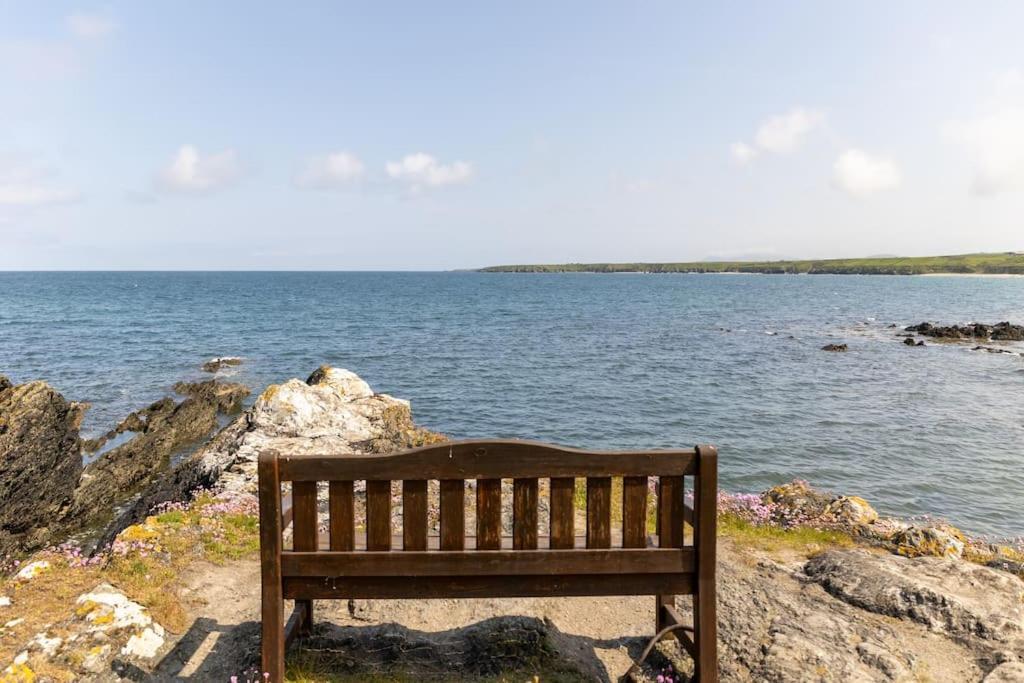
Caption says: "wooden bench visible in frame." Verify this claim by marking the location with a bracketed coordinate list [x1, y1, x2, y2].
[258, 440, 718, 681]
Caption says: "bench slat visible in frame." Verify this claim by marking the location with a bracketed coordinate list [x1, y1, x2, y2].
[439, 480, 465, 551]
[586, 477, 611, 548]
[278, 440, 696, 481]
[513, 478, 538, 550]
[659, 476, 685, 548]
[475, 478, 501, 550]
[281, 548, 694, 576]
[622, 476, 648, 548]
[402, 480, 428, 551]
[549, 477, 575, 549]
[292, 481, 318, 552]
[328, 481, 354, 551]
[366, 480, 391, 551]
[283, 572, 693, 600]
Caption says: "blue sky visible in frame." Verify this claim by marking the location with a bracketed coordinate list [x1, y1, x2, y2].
[2, 2, 1023, 269]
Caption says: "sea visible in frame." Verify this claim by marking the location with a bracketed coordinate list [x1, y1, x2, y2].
[1, 271, 1022, 540]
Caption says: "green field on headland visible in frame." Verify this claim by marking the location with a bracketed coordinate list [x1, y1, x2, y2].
[479, 252, 1024, 275]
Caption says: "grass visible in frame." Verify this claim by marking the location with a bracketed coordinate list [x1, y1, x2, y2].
[479, 251, 1024, 275]
[717, 512, 854, 555]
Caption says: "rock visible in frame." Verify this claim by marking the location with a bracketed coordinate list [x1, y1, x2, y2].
[903, 336, 917, 345]
[29, 632, 63, 657]
[973, 345, 1019, 355]
[985, 662, 1024, 681]
[988, 558, 1024, 577]
[823, 495, 879, 526]
[0, 381, 85, 555]
[14, 560, 51, 581]
[307, 365, 374, 399]
[906, 321, 1024, 342]
[762, 480, 834, 522]
[0, 596, 10, 608]
[893, 524, 966, 559]
[821, 343, 848, 352]
[201, 356, 243, 373]
[0, 375, 11, 392]
[173, 379, 250, 414]
[805, 549, 1024, 642]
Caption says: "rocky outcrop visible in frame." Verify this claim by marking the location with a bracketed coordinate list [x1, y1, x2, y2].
[172, 379, 249, 414]
[906, 321, 1024, 341]
[805, 549, 1024, 644]
[0, 381, 86, 556]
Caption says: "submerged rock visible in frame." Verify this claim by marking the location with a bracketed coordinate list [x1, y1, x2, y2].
[201, 356, 243, 373]
[0, 381, 86, 556]
[821, 343, 848, 352]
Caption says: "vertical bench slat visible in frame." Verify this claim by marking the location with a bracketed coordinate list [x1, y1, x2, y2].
[658, 475, 685, 548]
[403, 480, 428, 551]
[366, 480, 392, 551]
[549, 477, 575, 549]
[513, 478, 538, 550]
[694, 445, 719, 682]
[622, 476, 648, 548]
[586, 477, 611, 549]
[440, 480, 465, 551]
[328, 481, 354, 551]
[258, 452, 284, 682]
[476, 478, 502, 550]
[292, 481, 318, 552]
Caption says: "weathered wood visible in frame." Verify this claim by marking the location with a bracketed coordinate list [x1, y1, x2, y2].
[586, 477, 611, 549]
[694, 445, 719, 682]
[283, 603, 307, 650]
[291, 479, 317, 635]
[622, 476, 648, 548]
[279, 440, 696, 481]
[659, 475, 685, 548]
[475, 478, 501, 550]
[366, 480, 391, 551]
[328, 481, 354, 551]
[402, 480, 428, 551]
[281, 548, 694, 576]
[549, 477, 575, 549]
[257, 451, 284, 683]
[513, 478, 538, 550]
[284, 573, 694, 600]
[439, 479, 465, 551]
[660, 604, 697, 659]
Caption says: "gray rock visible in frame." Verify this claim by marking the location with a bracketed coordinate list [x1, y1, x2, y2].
[173, 379, 250, 414]
[984, 661, 1024, 682]
[0, 381, 86, 555]
[201, 356, 243, 373]
[822, 343, 848, 352]
[805, 549, 1024, 643]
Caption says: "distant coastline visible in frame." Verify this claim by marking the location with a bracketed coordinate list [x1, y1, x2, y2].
[478, 252, 1024, 275]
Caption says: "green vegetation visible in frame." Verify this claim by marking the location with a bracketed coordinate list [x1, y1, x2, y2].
[479, 252, 1024, 275]
[717, 512, 854, 556]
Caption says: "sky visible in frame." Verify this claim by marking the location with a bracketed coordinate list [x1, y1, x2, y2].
[2, 1, 1024, 270]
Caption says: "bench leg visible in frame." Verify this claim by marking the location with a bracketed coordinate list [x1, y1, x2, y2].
[655, 594, 674, 631]
[693, 585, 717, 682]
[297, 599, 313, 636]
[261, 592, 285, 682]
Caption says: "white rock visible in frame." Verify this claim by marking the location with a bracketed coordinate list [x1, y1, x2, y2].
[30, 632, 62, 657]
[81, 644, 111, 673]
[3, 618, 24, 629]
[308, 366, 374, 400]
[76, 584, 152, 632]
[0, 596, 10, 607]
[13, 651, 28, 665]
[121, 626, 165, 659]
[15, 560, 50, 581]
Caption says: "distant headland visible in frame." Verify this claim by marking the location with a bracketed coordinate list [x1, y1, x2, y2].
[478, 252, 1024, 275]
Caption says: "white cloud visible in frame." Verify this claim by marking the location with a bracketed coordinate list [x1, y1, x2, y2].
[66, 12, 117, 40]
[159, 145, 241, 193]
[945, 70, 1024, 196]
[730, 142, 757, 165]
[832, 149, 902, 197]
[385, 153, 473, 190]
[754, 108, 824, 153]
[294, 151, 365, 189]
[0, 158, 79, 207]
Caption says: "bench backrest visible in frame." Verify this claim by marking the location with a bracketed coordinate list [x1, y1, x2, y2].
[258, 440, 717, 600]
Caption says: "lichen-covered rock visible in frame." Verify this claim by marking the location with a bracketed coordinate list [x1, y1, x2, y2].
[806, 549, 1024, 642]
[14, 560, 50, 582]
[173, 379, 250, 414]
[306, 365, 374, 399]
[762, 480, 835, 523]
[893, 524, 966, 559]
[0, 380, 85, 555]
[823, 495, 879, 526]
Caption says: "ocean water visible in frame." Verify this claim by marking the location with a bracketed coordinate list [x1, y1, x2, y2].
[1, 271, 1022, 539]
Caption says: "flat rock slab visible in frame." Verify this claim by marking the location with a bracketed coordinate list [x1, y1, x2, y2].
[805, 549, 1024, 644]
